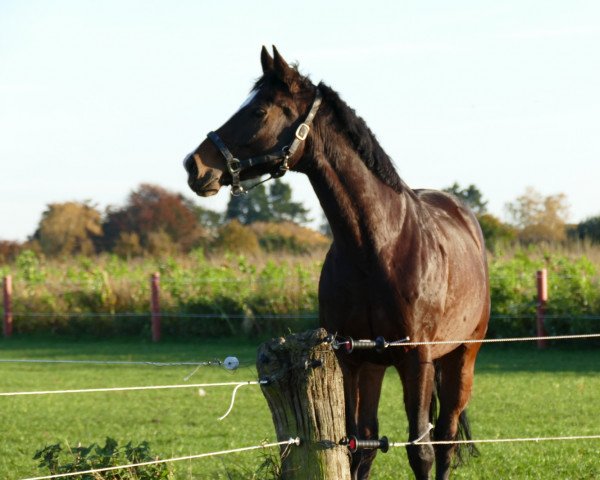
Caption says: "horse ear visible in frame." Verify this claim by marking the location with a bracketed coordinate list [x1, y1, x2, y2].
[261, 46, 274, 73]
[272, 46, 300, 92]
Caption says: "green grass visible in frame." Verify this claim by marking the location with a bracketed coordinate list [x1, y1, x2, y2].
[1, 338, 599, 479]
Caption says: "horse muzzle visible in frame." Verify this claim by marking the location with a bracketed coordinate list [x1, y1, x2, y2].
[183, 153, 222, 197]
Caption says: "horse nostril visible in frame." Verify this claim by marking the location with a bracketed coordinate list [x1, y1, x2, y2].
[183, 153, 198, 177]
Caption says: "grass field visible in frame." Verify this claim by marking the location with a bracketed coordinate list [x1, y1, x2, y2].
[1, 337, 599, 479]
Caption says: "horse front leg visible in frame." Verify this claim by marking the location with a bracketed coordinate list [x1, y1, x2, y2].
[355, 363, 387, 480]
[340, 361, 386, 480]
[397, 347, 435, 480]
[339, 361, 361, 478]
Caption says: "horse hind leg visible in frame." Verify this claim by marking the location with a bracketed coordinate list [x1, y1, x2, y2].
[433, 343, 481, 480]
[397, 348, 436, 480]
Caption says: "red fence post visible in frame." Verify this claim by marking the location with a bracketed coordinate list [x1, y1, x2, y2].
[151, 272, 161, 342]
[3, 275, 13, 338]
[536, 269, 548, 349]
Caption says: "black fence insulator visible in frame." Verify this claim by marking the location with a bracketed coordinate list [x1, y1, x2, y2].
[344, 436, 389, 453]
[345, 336, 387, 353]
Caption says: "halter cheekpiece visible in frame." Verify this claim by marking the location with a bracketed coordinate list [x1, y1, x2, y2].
[207, 88, 322, 195]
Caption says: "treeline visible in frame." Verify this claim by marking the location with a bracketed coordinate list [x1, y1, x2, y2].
[0, 180, 328, 261]
[444, 183, 600, 250]
[1, 181, 600, 263]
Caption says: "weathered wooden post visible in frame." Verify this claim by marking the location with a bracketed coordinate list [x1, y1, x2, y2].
[257, 328, 350, 480]
[3, 275, 13, 338]
[536, 269, 548, 349]
[150, 272, 161, 342]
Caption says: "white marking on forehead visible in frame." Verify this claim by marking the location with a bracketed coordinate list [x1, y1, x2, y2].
[235, 89, 259, 113]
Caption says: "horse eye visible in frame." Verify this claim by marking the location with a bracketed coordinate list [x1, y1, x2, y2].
[282, 106, 292, 117]
[254, 108, 267, 118]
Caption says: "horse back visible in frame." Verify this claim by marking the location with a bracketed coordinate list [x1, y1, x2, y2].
[413, 189, 485, 254]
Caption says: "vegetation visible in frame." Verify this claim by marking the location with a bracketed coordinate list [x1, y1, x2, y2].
[1, 243, 599, 339]
[488, 245, 600, 338]
[4, 180, 315, 261]
[34, 438, 172, 479]
[443, 182, 488, 215]
[1, 180, 599, 340]
[225, 180, 310, 225]
[570, 215, 600, 245]
[1, 179, 598, 262]
[33, 201, 103, 257]
[505, 186, 570, 243]
[0, 338, 598, 479]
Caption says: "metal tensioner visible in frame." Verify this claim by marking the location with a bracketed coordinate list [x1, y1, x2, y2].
[326, 334, 410, 353]
[341, 436, 390, 453]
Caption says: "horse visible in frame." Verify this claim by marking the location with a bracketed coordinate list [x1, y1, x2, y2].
[183, 46, 490, 480]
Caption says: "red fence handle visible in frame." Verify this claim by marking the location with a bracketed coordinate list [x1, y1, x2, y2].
[151, 272, 161, 342]
[536, 269, 548, 349]
[3, 275, 13, 338]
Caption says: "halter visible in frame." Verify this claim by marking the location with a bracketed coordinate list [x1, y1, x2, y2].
[207, 88, 322, 196]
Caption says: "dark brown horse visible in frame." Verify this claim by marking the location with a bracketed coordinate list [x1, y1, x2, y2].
[184, 47, 490, 480]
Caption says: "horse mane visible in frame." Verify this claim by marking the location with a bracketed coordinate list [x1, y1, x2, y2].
[317, 82, 408, 194]
[254, 70, 408, 194]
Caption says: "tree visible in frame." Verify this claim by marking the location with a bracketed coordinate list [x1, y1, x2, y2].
[442, 182, 517, 250]
[571, 215, 600, 244]
[112, 232, 142, 259]
[225, 183, 271, 224]
[477, 213, 516, 250]
[33, 201, 102, 256]
[505, 187, 570, 243]
[269, 179, 311, 224]
[0, 240, 22, 263]
[443, 182, 488, 215]
[102, 184, 204, 253]
[225, 179, 310, 225]
[320, 213, 332, 238]
[194, 205, 223, 230]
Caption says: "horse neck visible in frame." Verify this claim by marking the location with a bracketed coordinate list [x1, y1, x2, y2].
[302, 128, 414, 257]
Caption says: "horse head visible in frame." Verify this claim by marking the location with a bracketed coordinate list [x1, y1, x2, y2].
[183, 46, 320, 196]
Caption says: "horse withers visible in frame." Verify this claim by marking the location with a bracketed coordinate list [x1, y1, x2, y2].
[184, 46, 490, 480]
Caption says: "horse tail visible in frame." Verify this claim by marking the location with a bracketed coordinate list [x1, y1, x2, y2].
[430, 362, 479, 467]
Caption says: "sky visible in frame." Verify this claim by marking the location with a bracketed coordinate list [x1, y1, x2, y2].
[1, 1, 599, 241]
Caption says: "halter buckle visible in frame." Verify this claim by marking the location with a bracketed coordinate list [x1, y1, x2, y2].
[295, 123, 310, 141]
[227, 158, 241, 175]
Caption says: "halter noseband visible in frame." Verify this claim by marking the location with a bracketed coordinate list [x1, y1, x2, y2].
[207, 88, 322, 196]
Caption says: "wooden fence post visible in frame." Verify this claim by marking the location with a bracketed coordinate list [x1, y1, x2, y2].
[3, 275, 13, 338]
[150, 272, 161, 342]
[257, 328, 350, 480]
[536, 269, 548, 349]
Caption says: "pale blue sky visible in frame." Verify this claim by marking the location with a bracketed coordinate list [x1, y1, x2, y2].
[1, 1, 599, 241]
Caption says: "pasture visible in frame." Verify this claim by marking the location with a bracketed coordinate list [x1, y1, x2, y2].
[1, 337, 599, 479]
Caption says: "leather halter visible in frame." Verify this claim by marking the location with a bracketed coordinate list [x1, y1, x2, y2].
[207, 88, 322, 196]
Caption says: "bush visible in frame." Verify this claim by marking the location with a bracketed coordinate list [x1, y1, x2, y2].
[249, 221, 330, 254]
[212, 220, 260, 255]
[487, 246, 600, 338]
[34, 437, 172, 479]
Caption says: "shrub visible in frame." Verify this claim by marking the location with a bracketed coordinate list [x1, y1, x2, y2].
[212, 220, 261, 255]
[249, 221, 330, 254]
[33, 437, 173, 479]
